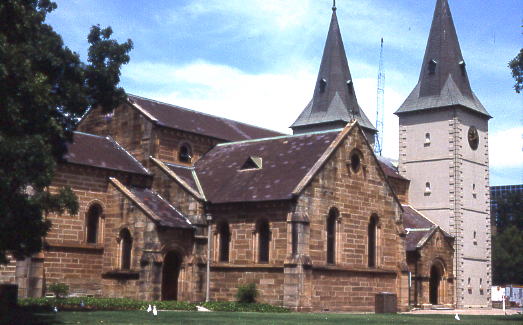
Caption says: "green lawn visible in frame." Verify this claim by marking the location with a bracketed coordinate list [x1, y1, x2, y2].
[2, 309, 522, 325]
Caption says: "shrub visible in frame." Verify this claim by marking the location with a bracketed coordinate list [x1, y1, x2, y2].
[202, 301, 289, 313]
[47, 283, 69, 299]
[236, 283, 258, 303]
[18, 297, 290, 313]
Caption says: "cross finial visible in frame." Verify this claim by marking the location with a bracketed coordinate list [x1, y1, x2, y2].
[332, 0, 336, 11]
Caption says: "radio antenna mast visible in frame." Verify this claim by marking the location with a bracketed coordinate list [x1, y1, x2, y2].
[374, 38, 385, 156]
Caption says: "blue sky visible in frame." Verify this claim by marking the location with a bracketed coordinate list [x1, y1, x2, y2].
[46, 0, 522, 185]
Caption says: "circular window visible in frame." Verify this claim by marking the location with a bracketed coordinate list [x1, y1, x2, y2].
[350, 151, 361, 173]
[468, 126, 479, 150]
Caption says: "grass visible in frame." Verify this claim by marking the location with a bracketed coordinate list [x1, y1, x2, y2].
[1, 309, 522, 325]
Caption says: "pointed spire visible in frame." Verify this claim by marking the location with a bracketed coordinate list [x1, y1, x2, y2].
[291, 6, 376, 134]
[396, 0, 490, 117]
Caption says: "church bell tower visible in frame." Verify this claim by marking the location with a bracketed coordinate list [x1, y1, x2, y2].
[395, 0, 492, 308]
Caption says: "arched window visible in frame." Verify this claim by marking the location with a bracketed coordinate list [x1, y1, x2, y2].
[258, 220, 270, 263]
[326, 208, 338, 264]
[86, 204, 103, 243]
[368, 215, 379, 268]
[218, 222, 230, 262]
[119, 228, 132, 270]
[349, 149, 363, 174]
[178, 143, 192, 163]
[291, 222, 298, 256]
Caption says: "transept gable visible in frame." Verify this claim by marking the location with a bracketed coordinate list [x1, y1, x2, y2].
[295, 121, 404, 228]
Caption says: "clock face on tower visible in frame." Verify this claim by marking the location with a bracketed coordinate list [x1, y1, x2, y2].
[468, 126, 479, 150]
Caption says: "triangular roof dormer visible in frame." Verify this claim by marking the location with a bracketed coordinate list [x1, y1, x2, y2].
[240, 156, 263, 170]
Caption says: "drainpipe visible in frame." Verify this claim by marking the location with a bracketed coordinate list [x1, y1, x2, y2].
[408, 271, 412, 309]
[205, 213, 212, 302]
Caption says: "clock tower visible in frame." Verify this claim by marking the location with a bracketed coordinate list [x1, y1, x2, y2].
[395, 0, 492, 308]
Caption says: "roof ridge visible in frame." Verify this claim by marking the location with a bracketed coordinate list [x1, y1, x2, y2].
[127, 93, 283, 135]
[109, 178, 159, 222]
[107, 136, 150, 175]
[163, 161, 195, 170]
[216, 128, 343, 147]
[150, 157, 204, 201]
[152, 191, 192, 225]
[73, 131, 106, 139]
[402, 204, 438, 226]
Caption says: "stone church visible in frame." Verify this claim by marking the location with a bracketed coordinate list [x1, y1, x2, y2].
[0, 0, 490, 311]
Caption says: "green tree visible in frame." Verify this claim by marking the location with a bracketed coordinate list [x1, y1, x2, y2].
[492, 226, 523, 285]
[509, 48, 523, 93]
[495, 192, 523, 233]
[492, 192, 523, 284]
[0, 0, 132, 264]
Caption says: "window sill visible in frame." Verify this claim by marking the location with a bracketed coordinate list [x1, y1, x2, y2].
[102, 269, 140, 280]
[312, 264, 397, 274]
[45, 240, 104, 253]
[211, 263, 283, 270]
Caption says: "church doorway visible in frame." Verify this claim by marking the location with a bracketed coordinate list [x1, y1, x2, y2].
[161, 251, 181, 301]
[429, 262, 443, 305]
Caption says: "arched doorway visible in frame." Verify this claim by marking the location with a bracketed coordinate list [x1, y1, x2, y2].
[162, 251, 181, 301]
[429, 263, 443, 305]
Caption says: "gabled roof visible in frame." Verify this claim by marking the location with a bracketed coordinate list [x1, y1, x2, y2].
[402, 205, 452, 251]
[194, 129, 341, 204]
[109, 178, 193, 229]
[150, 157, 205, 201]
[63, 132, 149, 175]
[291, 8, 376, 133]
[395, 0, 490, 118]
[128, 94, 283, 141]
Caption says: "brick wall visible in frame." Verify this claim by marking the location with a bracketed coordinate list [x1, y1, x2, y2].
[292, 125, 407, 311]
[155, 127, 219, 166]
[206, 202, 290, 304]
[310, 270, 397, 311]
[150, 164, 204, 221]
[42, 164, 149, 297]
[210, 267, 285, 305]
[78, 103, 220, 168]
[78, 104, 153, 165]
[388, 177, 410, 204]
[408, 229, 454, 307]
[0, 255, 16, 284]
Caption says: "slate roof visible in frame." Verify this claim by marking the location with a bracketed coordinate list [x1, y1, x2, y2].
[128, 94, 283, 141]
[377, 156, 408, 181]
[129, 187, 193, 229]
[164, 163, 199, 193]
[194, 130, 341, 204]
[291, 8, 376, 133]
[395, 0, 490, 118]
[402, 205, 452, 251]
[63, 132, 149, 175]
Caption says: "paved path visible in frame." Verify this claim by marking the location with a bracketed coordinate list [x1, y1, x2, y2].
[403, 308, 520, 316]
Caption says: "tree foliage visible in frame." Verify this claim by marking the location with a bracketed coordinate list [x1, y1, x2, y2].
[492, 226, 523, 285]
[492, 192, 523, 285]
[0, 0, 132, 264]
[509, 48, 523, 93]
[494, 192, 523, 233]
